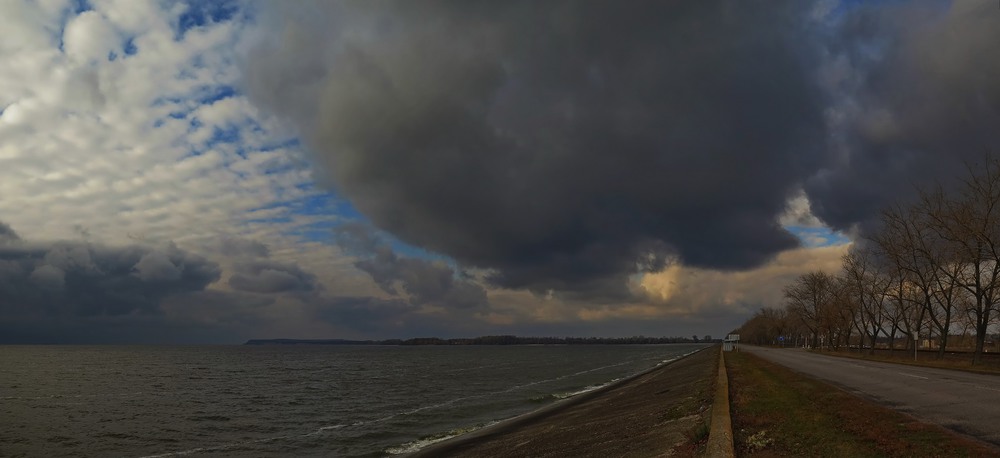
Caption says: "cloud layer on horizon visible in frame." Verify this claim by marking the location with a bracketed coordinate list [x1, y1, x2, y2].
[0, 222, 224, 343]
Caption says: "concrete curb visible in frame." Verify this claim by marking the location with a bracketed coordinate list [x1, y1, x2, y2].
[705, 347, 735, 457]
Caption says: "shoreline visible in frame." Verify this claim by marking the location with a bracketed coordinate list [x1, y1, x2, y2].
[407, 345, 714, 457]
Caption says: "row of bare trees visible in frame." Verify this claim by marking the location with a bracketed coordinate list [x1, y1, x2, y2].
[738, 158, 1000, 365]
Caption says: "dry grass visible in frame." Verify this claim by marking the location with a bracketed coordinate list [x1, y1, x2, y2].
[727, 351, 999, 457]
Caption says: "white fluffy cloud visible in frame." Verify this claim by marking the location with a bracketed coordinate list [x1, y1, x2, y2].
[0, 1, 385, 340]
[0, 0, 355, 281]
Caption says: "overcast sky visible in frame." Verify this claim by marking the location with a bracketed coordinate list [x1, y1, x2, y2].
[1, 0, 996, 343]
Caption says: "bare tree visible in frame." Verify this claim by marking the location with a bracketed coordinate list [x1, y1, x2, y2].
[920, 158, 1000, 365]
[842, 248, 891, 354]
[736, 156, 1000, 363]
[736, 307, 791, 346]
[784, 271, 836, 349]
[927, 255, 966, 356]
[829, 274, 859, 350]
[872, 204, 942, 354]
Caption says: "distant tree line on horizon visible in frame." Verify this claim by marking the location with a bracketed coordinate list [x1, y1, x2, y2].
[246, 335, 718, 346]
[737, 157, 1000, 365]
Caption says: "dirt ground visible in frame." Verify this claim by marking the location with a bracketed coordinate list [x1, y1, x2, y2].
[410, 346, 718, 458]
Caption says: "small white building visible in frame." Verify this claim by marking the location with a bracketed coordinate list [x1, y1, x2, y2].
[724, 333, 740, 352]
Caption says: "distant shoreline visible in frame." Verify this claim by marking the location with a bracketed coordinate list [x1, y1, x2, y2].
[244, 336, 719, 346]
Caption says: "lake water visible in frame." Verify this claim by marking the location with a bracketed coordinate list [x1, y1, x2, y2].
[1, 343, 707, 457]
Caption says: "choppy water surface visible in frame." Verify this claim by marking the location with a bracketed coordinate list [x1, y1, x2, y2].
[1, 343, 706, 457]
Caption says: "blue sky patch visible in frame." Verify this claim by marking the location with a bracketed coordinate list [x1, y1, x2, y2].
[205, 126, 241, 148]
[176, 0, 241, 37]
[71, 0, 91, 14]
[785, 225, 850, 248]
[196, 85, 237, 105]
[123, 37, 137, 56]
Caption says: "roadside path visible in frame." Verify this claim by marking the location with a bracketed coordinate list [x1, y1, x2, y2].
[742, 346, 1000, 446]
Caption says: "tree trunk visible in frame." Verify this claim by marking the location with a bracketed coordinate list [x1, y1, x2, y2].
[937, 332, 949, 359]
[868, 326, 879, 355]
[974, 313, 990, 365]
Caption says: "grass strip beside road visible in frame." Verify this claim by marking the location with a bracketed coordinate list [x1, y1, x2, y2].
[815, 349, 1000, 376]
[726, 351, 998, 457]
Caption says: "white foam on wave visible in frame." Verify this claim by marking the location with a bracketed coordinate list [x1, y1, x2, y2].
[136, 422, 348, 458]
[384, 420, 500, 455]
[543, 346, 706, 402]
[381, 348, 692, 424]
[354, 359, 634, 429]
[383, 358, 672, 456]
[315, 424, 346, 432]
[553, 378, 622, 399]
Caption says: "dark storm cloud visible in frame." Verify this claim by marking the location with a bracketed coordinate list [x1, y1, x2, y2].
[0, 222, 20, 244]
[245, 0, 827, 295]
[228, 259, 318, 293]
[0, 313, 245, 345]
[0, 227, 220, 318]
[216, 235, 271, 258]
[311, 296, 415, 333]
[207, 235, 319, 294]
[804, 1, 1000, 230]
[335, 223, 488, 309]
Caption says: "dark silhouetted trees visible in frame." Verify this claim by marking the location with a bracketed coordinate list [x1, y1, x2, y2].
[737, 156, 1000, 364]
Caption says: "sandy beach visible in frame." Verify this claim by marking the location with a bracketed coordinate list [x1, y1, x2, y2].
[411, 346, 717, 457]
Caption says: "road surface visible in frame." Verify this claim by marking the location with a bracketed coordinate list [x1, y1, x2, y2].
[741, 346, 1000, 446]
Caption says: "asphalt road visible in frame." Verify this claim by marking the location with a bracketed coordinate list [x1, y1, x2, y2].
[741, 346, 1000, 446]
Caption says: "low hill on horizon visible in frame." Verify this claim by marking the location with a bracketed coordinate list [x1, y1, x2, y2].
[245, 335, 719, 346]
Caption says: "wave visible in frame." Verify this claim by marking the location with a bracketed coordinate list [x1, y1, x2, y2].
[139, 347, 706, 457]
[389, 348, 698, 418]
[384, 421, 500, 455]
[526, 348, 703, 404]
[385, 346, 708, 455]
[136, 423, 348, 458]
[1, 391, 146, 401]
[528, 378, 622, 403]
[355, 358, 636, 428]
[138, 360, 639, 457]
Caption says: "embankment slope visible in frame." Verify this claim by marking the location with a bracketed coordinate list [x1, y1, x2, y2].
[411, 346, 718, 457]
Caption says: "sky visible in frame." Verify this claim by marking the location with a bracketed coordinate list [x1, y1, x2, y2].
[0, 0, 997, 344]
